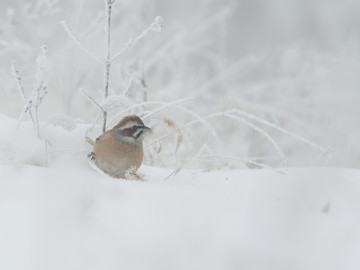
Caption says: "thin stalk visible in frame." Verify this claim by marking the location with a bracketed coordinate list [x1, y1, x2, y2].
[34, 104, 41, 139]
[103, 0, 112, 132]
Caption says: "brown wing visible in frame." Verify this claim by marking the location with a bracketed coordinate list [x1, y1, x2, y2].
[95, 130, 112, 144]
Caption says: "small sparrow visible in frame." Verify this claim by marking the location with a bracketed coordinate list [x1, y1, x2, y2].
[89, 115, 151, 179]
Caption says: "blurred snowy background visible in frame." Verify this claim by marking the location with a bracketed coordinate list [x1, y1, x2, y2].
[0, 0, 359, 168]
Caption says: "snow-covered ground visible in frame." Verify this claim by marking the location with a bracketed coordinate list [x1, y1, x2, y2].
[1, 113, 360, 270]
[1, 165, 360, 270]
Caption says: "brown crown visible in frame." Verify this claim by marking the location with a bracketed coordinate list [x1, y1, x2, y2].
[113, 115, 144, 129]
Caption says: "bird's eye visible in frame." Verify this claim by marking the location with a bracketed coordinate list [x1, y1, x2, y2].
[132, 126, 139, 131]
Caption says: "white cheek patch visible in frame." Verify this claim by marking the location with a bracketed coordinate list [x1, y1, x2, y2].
[132, 129, 143, 139]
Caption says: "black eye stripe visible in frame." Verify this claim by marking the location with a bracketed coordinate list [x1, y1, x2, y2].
[135, 130, 143, 139]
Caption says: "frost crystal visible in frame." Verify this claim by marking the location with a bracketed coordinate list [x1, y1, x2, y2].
[150, 16, 163, 32]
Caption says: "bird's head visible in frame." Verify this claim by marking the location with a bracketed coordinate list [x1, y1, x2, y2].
[113, 115, 151, 145]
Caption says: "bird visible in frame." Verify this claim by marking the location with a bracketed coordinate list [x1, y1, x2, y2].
[89, 115, 151, 179]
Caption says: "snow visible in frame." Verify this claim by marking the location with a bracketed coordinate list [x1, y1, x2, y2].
[1, 114, 360, 270]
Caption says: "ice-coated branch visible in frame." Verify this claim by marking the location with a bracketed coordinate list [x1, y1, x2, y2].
[60, 20, 103, 63]
[79, 88, 105, 113]
[110, 16, 163, 63]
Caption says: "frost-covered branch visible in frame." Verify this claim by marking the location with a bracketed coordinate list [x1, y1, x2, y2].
[79, 88, 105, 113]
[110, 16, 163, 63]
[13, 46, 48, 139]
[69, 1, 163, 133]
[11, 62, 35, 125]
[17, 82, 47, 139]
[60, 20, 103, 63]
[101, 0, 114, 132]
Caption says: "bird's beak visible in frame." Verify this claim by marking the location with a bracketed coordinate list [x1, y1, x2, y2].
[142, 125, 152, 134]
